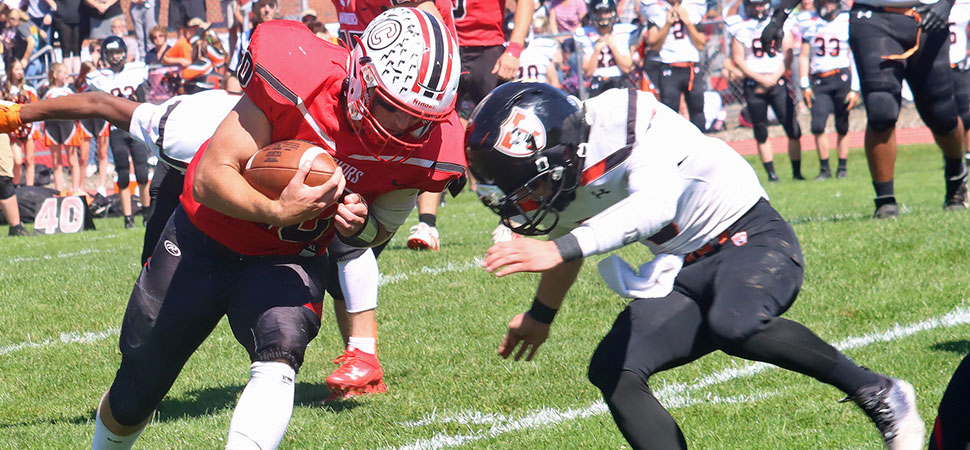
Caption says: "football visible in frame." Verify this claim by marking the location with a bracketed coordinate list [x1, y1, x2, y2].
[243, 140, 338, 199]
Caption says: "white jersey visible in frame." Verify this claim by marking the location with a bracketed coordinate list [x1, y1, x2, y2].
[42, 85, 74, 100]
[517, 47, 553, 83]
[641, 0, 707, 63]
[128, 89, 242, 172]
[573, 23, 638, 79]
[950, 0, 970, 66]
[551, 89, 767, 258]
[86, 62, 149, 101]
[799, 11, 852, 74]
[733, 17, 785, 74]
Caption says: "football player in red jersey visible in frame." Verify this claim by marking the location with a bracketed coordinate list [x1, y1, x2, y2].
[321, 0, 465, 402]
[89, 9, 463, 450]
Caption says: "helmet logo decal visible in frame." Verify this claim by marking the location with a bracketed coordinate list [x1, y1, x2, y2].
[494, 107, 547, 158]
[366, 19, 401, 51]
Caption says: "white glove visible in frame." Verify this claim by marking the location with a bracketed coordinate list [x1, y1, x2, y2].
[597, 253, 685, 299]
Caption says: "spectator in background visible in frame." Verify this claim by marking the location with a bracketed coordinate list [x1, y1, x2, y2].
[162, 17, 204, 67]
[301, 8, 316, 26]
[0, 130, 28, 236]
[24, 0, 53, 47]
[143, 25, 168, 65]
[84, 0, 123, 40]
[225, 0, 277, 92]
[3, 9, 39, 79]
[53, 0, 82, 74]
[547, 0, 587, 35]
[128, 0, 156, 60]
[307, 20, 337, 44]
[168, 0, 205, 33]
[111, 16, 140, 62]
[224, 0, 250, 66]
[84, 38, 101, 66]
[41, 62, 81, 193]
[74, 61, 111, 196]
[4, 59, 37, 187]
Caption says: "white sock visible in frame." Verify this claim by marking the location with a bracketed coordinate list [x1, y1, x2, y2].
[225, 361, 296, 450]
[92, 397, 145, 450]
[337, 248, 379, 313]
[348, 336, 376, 355]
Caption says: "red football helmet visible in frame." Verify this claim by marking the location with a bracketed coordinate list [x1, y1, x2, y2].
[344, 8, 460, 160]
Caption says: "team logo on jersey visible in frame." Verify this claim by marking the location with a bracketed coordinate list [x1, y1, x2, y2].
[494, 107, 547, 157]
[236, 50, 254, 88]
[731, 231, 748, 247]
[366, 19, 402, 51]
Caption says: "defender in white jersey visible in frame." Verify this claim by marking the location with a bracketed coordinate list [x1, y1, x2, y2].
[950, 0, 970, 163]
[642, 0, 707, 129]
[732, 0, 804, 181]
[763, 0, 969, 218]
[466, 81, 925, 450]
[574, 0, 637, 96]
[86, 36, 153, 228]
[797, 0, 859, 179]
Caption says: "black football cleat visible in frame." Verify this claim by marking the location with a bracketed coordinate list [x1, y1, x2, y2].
[8, 224, 29, 237]
[815, 170, 832, 181]
[944, 174, 968, 211]
[836, 168, 848, 178]
[843, 377, 925, 450]
[124, 215, 136, 229]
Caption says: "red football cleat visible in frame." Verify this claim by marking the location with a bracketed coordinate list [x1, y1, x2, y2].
[324, 348, 387, 402]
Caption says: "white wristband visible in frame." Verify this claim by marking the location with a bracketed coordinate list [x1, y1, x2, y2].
[800, 77, 809, 89]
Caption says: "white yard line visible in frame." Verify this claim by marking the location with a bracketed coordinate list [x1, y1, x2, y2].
[378, 258, 484, 286]
[0, 328, 120, 356]
[393, 306, 970, 450]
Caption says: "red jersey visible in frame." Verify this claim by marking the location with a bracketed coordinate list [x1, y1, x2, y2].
[181, 20, 465, 256]
[331, 0, 457, 45]
[454, 0, 506, 46]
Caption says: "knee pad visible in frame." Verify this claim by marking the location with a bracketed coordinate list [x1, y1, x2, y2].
[108, 369, 162, 426]
[0, 176, 14, 200]
[754, 124, 768, 143]
[134, 161, 150, 184]
[252, 306, 321, 372]
[116, 168, 131, 190]
[835, 114, 850, 135]
[864, 91, 900, 132]
[784, 117, 801, 140]
[810, 116, 827, 136]
[918, 94, 960, 135]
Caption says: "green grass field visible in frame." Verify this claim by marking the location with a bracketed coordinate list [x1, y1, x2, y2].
[1, 142, 969, 449]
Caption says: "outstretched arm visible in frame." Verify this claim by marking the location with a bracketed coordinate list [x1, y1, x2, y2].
[759, 0, 801, 56]
[0, 92, 139, 133]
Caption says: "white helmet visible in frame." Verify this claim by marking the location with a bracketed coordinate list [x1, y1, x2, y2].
[345, 7, 460, 156]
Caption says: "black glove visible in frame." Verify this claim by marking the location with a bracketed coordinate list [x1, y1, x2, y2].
[917, 0, 954, 33]
[759, 17, 786, 57]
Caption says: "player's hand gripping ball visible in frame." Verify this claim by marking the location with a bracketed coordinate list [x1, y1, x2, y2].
[243, 140, 338, 199]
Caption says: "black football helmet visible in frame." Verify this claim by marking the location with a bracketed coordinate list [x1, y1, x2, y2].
[744, 0, 771, 20]
[588, 0, 618, 29]
[101, 36, 127, 71]
[815, 0, 842, 21]
[465, 82, 587, 236]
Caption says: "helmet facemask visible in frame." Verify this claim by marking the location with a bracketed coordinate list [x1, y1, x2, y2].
[746, 0, 771, 20]
[476, 139, 583, 236]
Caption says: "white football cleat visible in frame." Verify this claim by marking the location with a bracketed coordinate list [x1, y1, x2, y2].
[847, 377, 925, 450]
[407, 222, 440, 250]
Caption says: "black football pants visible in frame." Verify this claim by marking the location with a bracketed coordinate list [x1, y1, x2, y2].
[587, 199, 880, 449]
